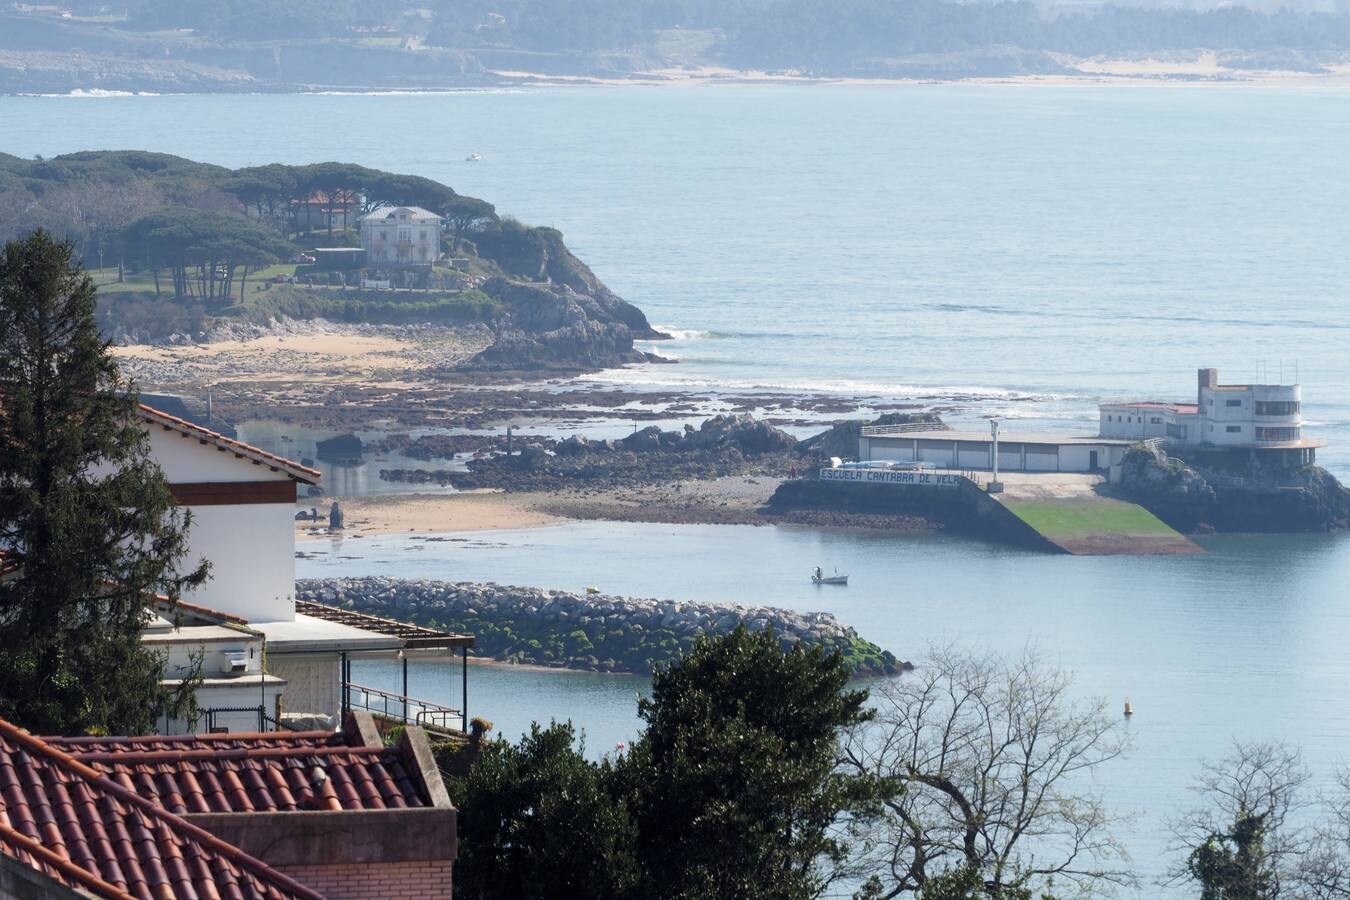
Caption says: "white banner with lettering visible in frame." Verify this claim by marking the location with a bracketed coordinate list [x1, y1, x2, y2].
[819, 468, 962, 488]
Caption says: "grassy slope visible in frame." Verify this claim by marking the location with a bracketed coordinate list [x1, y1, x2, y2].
[1001, 497, 1182, 539]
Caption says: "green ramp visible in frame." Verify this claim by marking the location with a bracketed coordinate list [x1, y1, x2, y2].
[999, 496, 1201, 556]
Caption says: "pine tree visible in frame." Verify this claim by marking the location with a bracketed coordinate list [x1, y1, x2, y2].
[617, 626, 892, 899]
[0, 229, 207, 735]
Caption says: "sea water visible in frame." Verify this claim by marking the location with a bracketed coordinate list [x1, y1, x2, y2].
[310, 521, 1350, 895]
[7, 85, 1350, 892]
[5, 86, 1350, 468]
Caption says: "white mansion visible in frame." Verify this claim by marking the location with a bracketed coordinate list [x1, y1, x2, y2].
[358, 205, 443, 266]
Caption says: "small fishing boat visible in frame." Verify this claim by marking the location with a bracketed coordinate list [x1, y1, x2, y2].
[811, 568, 849, 586]
[465, 153, 482, 162]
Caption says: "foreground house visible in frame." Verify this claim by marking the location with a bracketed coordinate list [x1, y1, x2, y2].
[134, 404, 473, 734]
[0, 711, 457, 899]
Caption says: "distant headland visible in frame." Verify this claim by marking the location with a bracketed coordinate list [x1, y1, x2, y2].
[5, 2, 1350, 95]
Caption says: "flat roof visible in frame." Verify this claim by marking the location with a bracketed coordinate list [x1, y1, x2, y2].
[295, 600, 474, 649]
[251, 613, 405, 653]
[141, 624, 258, 644]
[870, 429, 1136, 447]
[1101, 401, 1199, 414]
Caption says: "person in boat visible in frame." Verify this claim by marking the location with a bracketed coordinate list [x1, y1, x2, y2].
[814, 566, 822, 580]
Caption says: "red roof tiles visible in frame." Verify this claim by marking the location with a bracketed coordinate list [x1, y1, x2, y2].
[0, 717, 324, 900]
[49, 731, 428, 815]
[137, 405, 322, 485]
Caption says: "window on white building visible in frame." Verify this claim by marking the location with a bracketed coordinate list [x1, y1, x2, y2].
[1226, 425, 1241, 433]
[1226, 399, 1242, 407]
[1150, 417, 1162, 424]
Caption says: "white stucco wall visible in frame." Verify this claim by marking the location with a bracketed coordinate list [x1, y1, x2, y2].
[269, 653, 342, 721]
[181, 503, 296, 623]
[144, 427, 287, 482]
[163, 681, 285, 735]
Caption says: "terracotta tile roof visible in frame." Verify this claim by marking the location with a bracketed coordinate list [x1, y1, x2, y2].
[137, 405, 322, 486]
[48, 731, 429, 814]
[0, 717, 324, 900]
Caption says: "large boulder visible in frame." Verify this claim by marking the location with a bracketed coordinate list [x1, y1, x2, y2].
[622, 425, 665, 453]
[684, 413, 796, 454]
[555, 434, 593, 457]
[797, 412, 942, 460]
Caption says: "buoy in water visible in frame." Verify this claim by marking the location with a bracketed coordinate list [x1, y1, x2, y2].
[1124, 699, 1134, 717]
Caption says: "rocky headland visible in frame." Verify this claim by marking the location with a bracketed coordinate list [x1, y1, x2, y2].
[296, 577, 905, 677]
[1116, 445, 1350, 533]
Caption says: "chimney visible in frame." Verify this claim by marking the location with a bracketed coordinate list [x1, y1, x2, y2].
[1198, 368, 1218, 404]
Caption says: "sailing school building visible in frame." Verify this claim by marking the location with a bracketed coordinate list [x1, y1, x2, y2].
[857, 426, 1134, 474]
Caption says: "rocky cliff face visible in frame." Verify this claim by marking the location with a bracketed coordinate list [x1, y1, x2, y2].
[465, 277, 665, 372]
[462, 222, 667, 372]
[1117, 446, 1350, 533]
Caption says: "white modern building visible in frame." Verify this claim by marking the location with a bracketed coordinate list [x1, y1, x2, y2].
[1099, 368, 1321, 465]
[852, 368, 1322, 477]
[359, 205, 443, 266]
[858, 425, 1133, 474]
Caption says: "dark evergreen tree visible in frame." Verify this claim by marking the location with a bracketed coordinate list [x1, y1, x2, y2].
[0, 229, 207, 735]
[617, 626, 892, 899]
[449, 721, 639, 899]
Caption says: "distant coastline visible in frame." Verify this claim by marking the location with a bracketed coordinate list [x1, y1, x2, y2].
[9, 54, 1350, 98]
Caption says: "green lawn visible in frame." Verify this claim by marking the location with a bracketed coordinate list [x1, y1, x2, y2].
[1002, 497, 1181, 539]
[92, 264, 299, 303]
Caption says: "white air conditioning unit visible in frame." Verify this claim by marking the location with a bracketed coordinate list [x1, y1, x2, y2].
[221, 650, 249, 675]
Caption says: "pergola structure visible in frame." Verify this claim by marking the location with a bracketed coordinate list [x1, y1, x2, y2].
[295, 600, 476, 734]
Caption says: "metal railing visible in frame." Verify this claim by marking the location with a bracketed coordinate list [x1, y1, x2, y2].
[344, 681, 465, 733]
[198, 705, 284, 734]
[860, 423, 951, 436]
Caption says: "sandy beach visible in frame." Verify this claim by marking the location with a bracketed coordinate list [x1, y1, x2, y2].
[499, 56, 1350, 89]
[114, 324, 491, 391]
[295, 491, 564, 540]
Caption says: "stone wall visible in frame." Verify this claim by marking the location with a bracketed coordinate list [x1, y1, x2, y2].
[296, 578, 903, 676]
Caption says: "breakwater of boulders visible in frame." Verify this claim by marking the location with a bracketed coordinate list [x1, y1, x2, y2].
[295, 577, 905, 677]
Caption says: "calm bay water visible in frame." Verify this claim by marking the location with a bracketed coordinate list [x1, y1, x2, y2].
[6, 85, 1350, 892]
[321, 522, 1350, 895]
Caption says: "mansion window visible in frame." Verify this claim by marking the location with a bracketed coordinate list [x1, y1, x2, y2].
[1256, 427, 1300, 442]
[1226, 425, 1241, 433]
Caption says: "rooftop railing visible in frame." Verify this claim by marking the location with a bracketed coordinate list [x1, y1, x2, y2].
[860, 423, 952, 436]
[344, 680, 465, 735]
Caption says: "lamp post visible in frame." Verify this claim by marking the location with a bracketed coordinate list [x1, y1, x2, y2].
[988, 419, 1004, 494]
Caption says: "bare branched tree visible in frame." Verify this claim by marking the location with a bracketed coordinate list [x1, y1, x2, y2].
[841, 646, 1133, 898]
[1291, 768, 1350, 900]
[1169, 741, 1312, 899]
